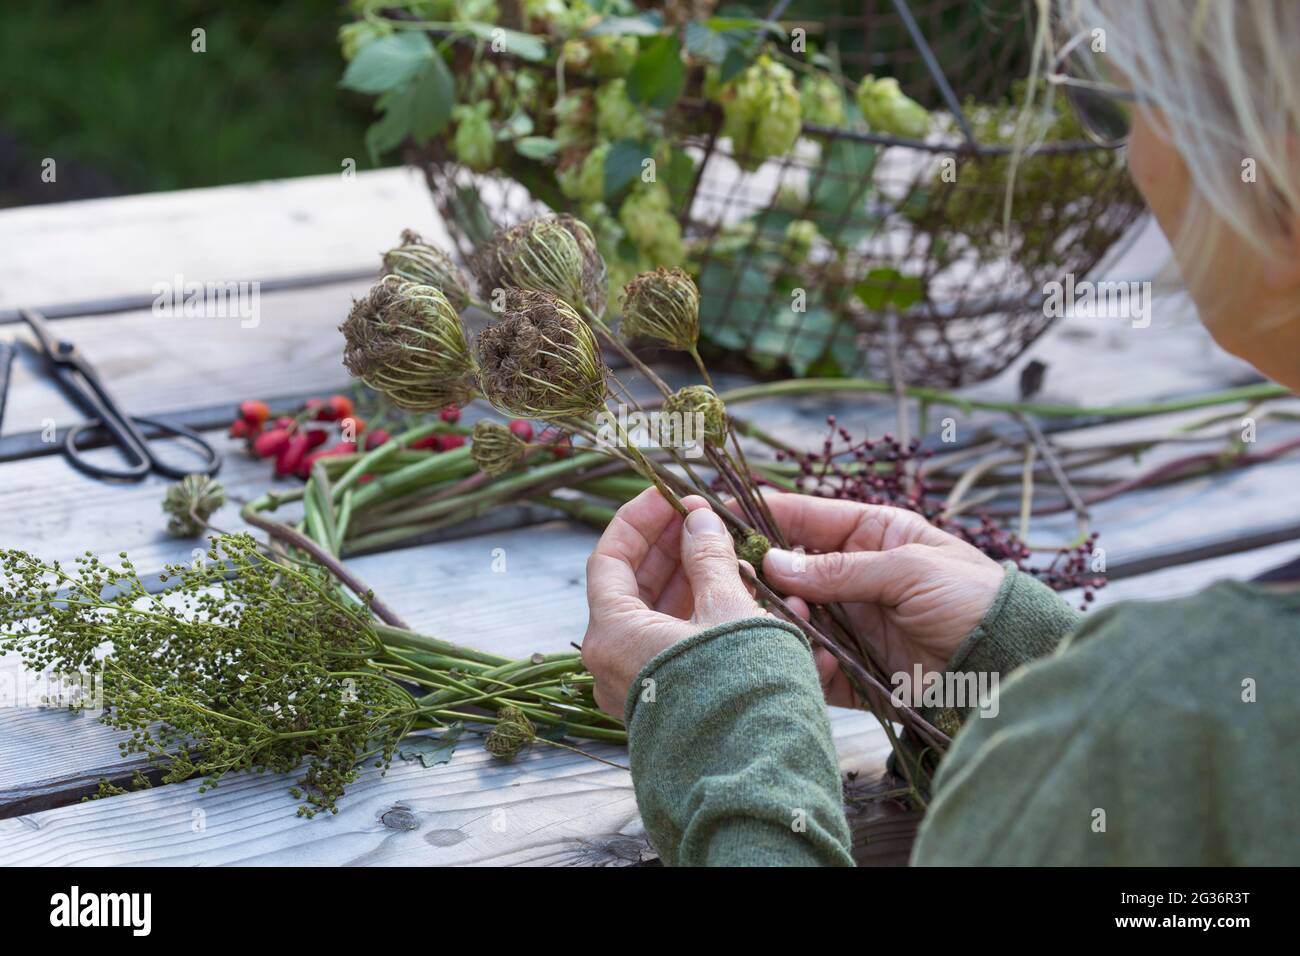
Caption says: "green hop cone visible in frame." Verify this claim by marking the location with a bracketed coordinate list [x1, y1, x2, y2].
[340, 275, 477, 412]
[618, 267, 699, 351]
[661, 385, 727, 448]
[558, 141, 608, 202]
[595, 79, 645, 140]
[381, 229, 473, 310]
[782, 219, 820, 263]
[619, 183, 684, 266]
[470, 420, 528, 477]
[553, 90, 594, 150]
[452, 102, 495, 172]
[590, 34, 637, 78]
[799, 73, 845, 128]
[720, 55, 802, 172]
[485, 705, 536, 760]
[856, 75, 929, 139]
[474, 289, 608, 421]
[162, 474, 226, 538]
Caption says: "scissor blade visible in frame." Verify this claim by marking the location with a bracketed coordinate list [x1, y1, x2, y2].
[18, 308, 69, 362]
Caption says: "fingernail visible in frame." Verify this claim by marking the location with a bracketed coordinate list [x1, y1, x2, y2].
[684, 508, 725, 536]
[764, 548, 798, 575]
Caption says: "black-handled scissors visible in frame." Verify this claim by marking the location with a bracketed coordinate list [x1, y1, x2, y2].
[20, 308, 222, 482]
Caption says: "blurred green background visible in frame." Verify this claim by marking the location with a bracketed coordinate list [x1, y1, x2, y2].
[0, 0, 375, 208]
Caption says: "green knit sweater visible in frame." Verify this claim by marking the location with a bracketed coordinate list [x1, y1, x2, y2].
[624, 567, 1300, 866]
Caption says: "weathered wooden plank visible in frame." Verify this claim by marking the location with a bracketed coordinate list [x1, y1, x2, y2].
[0, 169, 444, 314]
[0, 698, 886, 866]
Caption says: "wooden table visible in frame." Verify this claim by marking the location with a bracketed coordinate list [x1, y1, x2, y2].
[1, 169, 1296, 866]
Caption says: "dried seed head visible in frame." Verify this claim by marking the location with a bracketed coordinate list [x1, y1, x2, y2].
[618, 267, 700, 352]
[470, 419, 528, 477]
[162, 474, 226, 537]
[485, 705, 535, 760]
[662, 384, 727, 447]
[340, 275, 476, 412]
[380, 229, 473, 310]
[473, 216, 607, 318]
[475, 289, 608, 421]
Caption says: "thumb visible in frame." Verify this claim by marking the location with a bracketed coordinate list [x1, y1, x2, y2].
[763, 546, 908, 605]
[679, 506, 760, 627]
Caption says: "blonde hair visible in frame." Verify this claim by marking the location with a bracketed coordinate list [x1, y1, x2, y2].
[1033, 0, 1300, 304]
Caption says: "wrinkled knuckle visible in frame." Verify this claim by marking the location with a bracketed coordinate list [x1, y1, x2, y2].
[815, 549, 856, 586]
[691, 536, 736, 567]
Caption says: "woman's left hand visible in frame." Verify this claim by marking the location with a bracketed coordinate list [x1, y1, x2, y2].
[581, 488, 769, 716]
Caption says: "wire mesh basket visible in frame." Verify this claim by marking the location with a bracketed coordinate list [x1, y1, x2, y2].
[412, 0, 1145, 386]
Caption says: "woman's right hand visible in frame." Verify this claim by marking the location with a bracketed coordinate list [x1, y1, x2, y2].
[757, 494, 1007, 707]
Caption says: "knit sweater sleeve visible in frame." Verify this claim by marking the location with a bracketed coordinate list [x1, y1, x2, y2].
[624, 617, 854, 867]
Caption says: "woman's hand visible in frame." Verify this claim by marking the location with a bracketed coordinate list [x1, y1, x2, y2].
[757, 493, 1006, 707]
[581, 488, 775, 716]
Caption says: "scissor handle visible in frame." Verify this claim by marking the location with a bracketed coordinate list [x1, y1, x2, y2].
[64, 416, 223, 482]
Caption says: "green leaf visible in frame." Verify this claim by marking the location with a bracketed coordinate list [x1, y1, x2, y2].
[718, 34, 762, 83]
[514, 136, 560, 160]
[855, 268, 926, 311]
[626, 35, 684, 109]
[363, 57, 453, 162]
[660, 146, 697, 207]
[683, 22, 728, 63]
[409, 57, 454, 143]
[495, 107, 535, 141]
[397, 724, 463, 768]
[604, 137, 649, 200]
[586, 13, 663, 36]
[461, 22, 547, 62]
[703, 16, 789, 41]
[340, 32, 434, 94]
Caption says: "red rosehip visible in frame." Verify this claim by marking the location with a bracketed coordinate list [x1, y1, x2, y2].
[305, 398, 327, 420]
[275, 433, 310, 477]
[252, 427, 292, 459]
[304, 428, 329, 450]
[325, 395, 354, 421]
[410, 435, 440, 451]
[358, 473, 376, 485]
[239, 399, 270, 428]
[228, 418, 254, 439]
[364, 428, 392, 451]
[550, 437, 572, 459]
[440, 434, 465, 451]
[508, 420, 534, 442]
[298, 441, 357, 479]
[440, 405, 461, 424]
[274, 416, 296, 431]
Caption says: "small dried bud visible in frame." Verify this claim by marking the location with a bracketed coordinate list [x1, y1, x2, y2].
[485, 705, 535, 760]
[470, 420, 528, 477]
[473, 216, 607, 318]
[735, 531, 770, 570]
[662, 384, 727, 447]
[475, 290, 608, 421]
[340, 275, 476, 412]
[162, 474, 226, 537]
[381, 230, 472, 310]
[619, 268, 700, 352]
